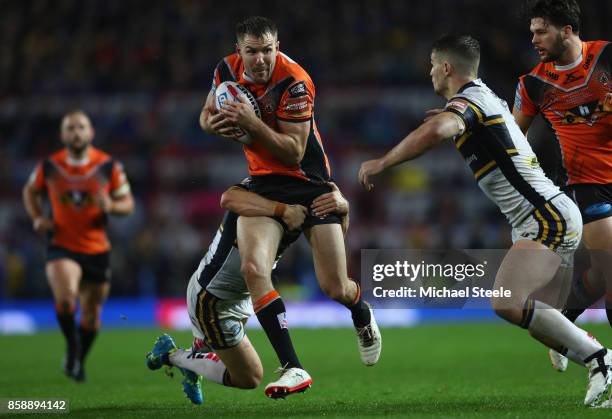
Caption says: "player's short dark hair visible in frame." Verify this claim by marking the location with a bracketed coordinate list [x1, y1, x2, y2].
[236, 16, 278, 41]
[431, 35, 480, 77]
[527, 0, 581, 33]
[61, 110, 91, 127]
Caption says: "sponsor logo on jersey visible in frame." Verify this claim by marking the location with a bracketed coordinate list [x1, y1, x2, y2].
[583, 53, 594, 70]
[446, 99, 468, 113]
[563, 71, 583, 84]
[545, 70, 559, 80]
[60, 190, 93, 208]
[288, 81, 307, 98]
[527, 156, 541, 168]
[285, 97, 309, 112]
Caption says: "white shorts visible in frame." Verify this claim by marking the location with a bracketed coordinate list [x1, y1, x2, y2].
[186, 273, 253, 349]
[512, 193, 583, 267]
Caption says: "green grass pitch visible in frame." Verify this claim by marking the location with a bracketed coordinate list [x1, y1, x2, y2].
[1, 323, 611, 418]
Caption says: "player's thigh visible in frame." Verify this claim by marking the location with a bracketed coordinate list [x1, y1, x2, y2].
[237, 216, 283, 267]
[215, 335, 263, 388]
[236, 216, 283, 296]
[79, 281, 111, 324]
[46, 258, 82, 303]
[493, 239, 562, 308]
[583, 216, 612, 289]
[305, 223, 349, 287]
[583, 216, 612, 250]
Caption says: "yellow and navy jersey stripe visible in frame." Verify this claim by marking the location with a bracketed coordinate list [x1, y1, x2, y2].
[194, 289, 228, 349]
[446, 90, 549, 210]
[532, 197, 568, 250]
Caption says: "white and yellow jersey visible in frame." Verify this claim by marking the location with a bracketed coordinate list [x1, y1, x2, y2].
[444, 79, 564, 231]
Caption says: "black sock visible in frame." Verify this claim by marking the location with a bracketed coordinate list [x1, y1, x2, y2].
[78, 326, 98, 363]
[561, 308, 586, 323]
[341, 283, 371, 328]
[348, 300, 372, 329]
[255, 298, 302, 369]
[56, 310, 78, 365]
[562, 272, 600, 323]
[606, 300, 612, 328]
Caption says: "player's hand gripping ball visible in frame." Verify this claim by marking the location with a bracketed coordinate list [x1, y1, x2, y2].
[215, 81, 261, 144]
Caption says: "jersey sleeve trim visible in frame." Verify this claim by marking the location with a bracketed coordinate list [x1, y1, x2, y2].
[276, 116, 311, 123]
[515, 77, 539, 116]
[445, 97, 483, 131]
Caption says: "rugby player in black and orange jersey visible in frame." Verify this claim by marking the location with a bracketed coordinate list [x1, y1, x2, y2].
[23, 111, 134, 381]
[512, 0, 612, 372]
[198, 16, 381, 397]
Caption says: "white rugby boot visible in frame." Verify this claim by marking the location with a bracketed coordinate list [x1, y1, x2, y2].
[355, 302, 382, 366]
[264, 367, 312, 399]
[584, 348, 612, 407]
[549, 349, 569, 372]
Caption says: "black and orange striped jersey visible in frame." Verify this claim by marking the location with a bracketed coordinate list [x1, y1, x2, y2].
[516, 41, 612, 185]
[211, 52, 331, 183]
[29, 147, 130, 254]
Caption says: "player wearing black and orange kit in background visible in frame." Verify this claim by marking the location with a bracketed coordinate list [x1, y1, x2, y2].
[196, 16, 381, 397]
[23, 111, 134, 381]
[513, 0, 612, 371]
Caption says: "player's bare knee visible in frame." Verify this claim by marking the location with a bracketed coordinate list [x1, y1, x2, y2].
[80, 310, 100, 329]
[243, 369, 263, 389]
[55, 299, 76, 314]
[231, 369, 262, 389]
[240, 260, 268, 282]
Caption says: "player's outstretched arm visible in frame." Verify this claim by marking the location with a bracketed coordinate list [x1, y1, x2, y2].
[359, 112, 462, 191]
[220, 186, 307, 231]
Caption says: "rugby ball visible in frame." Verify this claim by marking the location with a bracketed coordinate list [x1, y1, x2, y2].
[214, 81, 261, 145]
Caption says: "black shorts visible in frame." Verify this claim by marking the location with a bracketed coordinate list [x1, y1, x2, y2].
[244, 175, 343, 230]
[565, 183, 612, 225]
[46, 246, 111, 283]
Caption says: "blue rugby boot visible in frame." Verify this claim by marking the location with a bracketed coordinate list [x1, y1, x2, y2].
[146, 334, 177, 370]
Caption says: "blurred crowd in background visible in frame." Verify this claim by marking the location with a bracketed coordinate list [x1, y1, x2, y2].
[1, 0, 610, 300]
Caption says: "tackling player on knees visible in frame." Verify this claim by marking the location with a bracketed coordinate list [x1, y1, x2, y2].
[146, 183, 349, 404]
